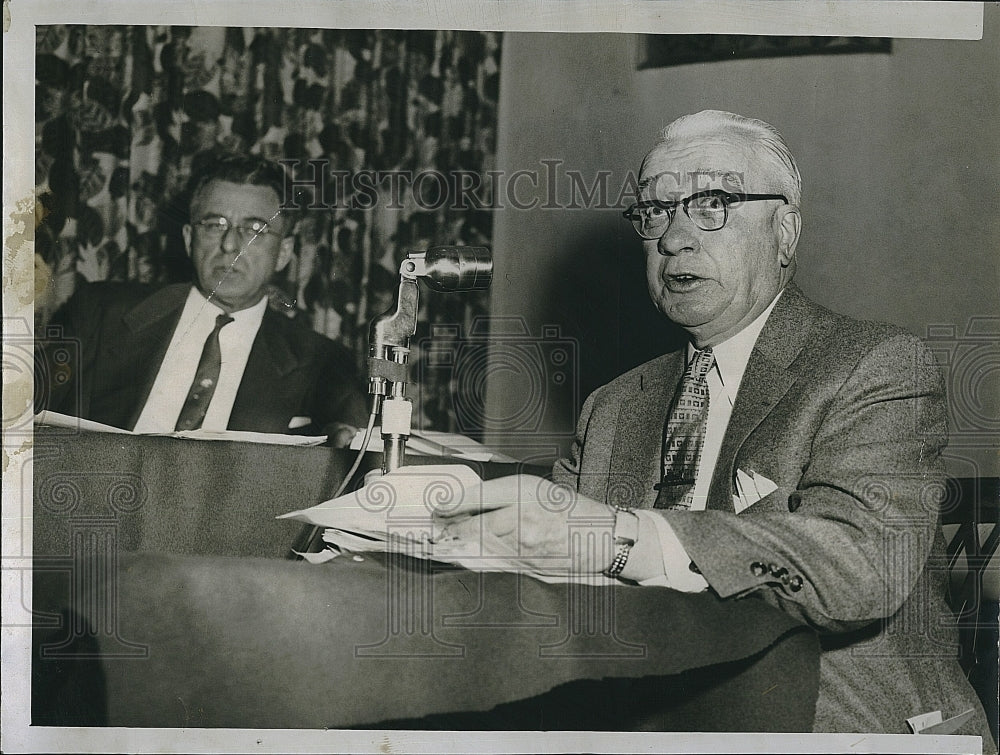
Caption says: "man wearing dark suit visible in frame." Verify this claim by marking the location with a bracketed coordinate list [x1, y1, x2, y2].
[439, 111, 994, 744]
[39, 154, 367, 443]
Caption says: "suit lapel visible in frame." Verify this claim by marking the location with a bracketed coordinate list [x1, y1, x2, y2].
[230, 309, 300, 429]
[611, 352, 685, 509]
[706, 284, 818, 511]
[123, 284, 190, 334]
[121, 284, 190, 429]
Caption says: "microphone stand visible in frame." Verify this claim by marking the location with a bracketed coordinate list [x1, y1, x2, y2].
[289, 247, 492, 558]
[368, 263, 422, 473]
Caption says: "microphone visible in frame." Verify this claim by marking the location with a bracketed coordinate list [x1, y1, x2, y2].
[401, 246, 493, 292]
[366, 245, 493, 474]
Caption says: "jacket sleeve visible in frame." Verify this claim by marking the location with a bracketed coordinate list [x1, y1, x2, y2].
[662, 333, 948, 633]
[310, 338, 370, 434]
[551, 389, 599, 488]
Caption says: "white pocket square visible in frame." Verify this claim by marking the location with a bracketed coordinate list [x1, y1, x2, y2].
[288, 416, 313, 430]
[733, 468, 779, 513]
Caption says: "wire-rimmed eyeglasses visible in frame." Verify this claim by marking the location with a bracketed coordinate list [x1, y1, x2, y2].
[622, 190, 788, 239]
[192, 215, 276, 242]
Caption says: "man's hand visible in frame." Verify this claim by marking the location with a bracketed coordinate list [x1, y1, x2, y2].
[432, 475, 616, 576]
[324, 422, 358, 448]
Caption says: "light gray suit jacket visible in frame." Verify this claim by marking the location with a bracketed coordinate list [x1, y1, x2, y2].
[553, 283, 994, 743]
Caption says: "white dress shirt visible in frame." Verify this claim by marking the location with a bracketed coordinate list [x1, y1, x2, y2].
[132, 288, 268, 433]
[634, 291, 783, 590]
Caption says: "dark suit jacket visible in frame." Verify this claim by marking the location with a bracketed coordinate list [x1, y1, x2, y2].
[553, 283, 994, 744]
[38, 282, 368, 436]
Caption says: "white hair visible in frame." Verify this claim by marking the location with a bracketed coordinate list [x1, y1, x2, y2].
[654, 110, 802, 206]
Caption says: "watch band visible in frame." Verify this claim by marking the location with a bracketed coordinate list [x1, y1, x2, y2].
[605, 541, 632, 577]
[604, 507, 638, 578]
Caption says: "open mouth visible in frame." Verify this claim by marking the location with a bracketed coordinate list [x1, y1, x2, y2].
[665, 273, 707, 291]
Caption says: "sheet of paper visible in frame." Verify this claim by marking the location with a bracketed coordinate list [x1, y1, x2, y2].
[162, 429, 328, 446]
[417, 430, 520, 463]
[35, 411, 327, 446]
[279, 463, 484, 531]
[35, 410, 132, 434]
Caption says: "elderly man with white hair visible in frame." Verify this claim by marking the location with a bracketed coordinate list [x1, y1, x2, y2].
[439, 109, 995, 744]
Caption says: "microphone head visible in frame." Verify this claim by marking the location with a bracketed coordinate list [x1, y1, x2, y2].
[420, 246, 493, 292]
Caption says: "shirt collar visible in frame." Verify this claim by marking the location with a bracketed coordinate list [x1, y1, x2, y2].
[686, 288, 784, 393]
[187, 286, 268, 327]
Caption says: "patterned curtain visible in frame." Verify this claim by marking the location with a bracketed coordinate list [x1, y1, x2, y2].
[34, 25, 501, 434]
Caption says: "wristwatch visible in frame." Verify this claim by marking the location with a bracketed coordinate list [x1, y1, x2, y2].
[604, 507, 639, 577]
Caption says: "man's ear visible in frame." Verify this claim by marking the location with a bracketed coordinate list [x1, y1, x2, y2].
[774, 204, 801, 267]
[182, 224, 193, 258]
[275, 235, 295, 273]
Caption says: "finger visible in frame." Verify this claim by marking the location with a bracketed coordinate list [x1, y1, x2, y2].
[434, 474, 554, 519]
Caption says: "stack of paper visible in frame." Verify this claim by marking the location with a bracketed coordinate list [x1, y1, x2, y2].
[278, 464, 614, 585]
[350, 427, 519, 463]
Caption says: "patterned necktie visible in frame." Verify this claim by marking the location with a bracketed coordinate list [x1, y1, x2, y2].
[174, 313, 234, 431]
[653, 347, 715, 510]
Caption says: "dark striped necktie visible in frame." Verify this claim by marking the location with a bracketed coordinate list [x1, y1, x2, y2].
[653, 347, 715, 510]
[174, 313, 234, 431]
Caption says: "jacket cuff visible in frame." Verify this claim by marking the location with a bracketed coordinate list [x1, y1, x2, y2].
[636, 510, 709, 593]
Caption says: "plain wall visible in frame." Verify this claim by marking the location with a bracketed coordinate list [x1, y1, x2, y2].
[483, 10, 999, 477]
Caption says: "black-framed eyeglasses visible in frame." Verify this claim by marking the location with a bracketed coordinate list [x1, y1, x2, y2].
[192, 215, 275, 241]
[622, 190, 789, 238]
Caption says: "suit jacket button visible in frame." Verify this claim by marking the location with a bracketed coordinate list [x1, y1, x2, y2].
[689, 561, 701, 575]
[789, 575, 803, 592]
[769, 564, 788, 579]
[750, 561, 767, 577]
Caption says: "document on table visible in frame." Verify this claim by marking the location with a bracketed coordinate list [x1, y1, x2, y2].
[166, 429, 327, 446]
[350, 427, 519, 463]
[34, 411, 327, 446]
[278, 464, 615, 585]
[34, 410, 132, 435]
